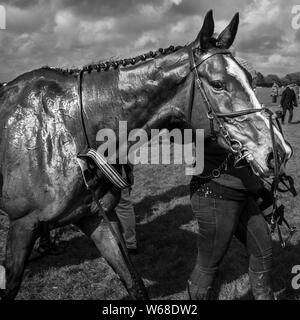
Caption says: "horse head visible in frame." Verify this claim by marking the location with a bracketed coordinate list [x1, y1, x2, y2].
[189, 10, 292, 178]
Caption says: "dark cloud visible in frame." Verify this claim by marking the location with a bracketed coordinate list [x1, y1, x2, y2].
[0, 0, 299, 82]
[169, 0, 202, 16]
[58, 0, 161, 20]
[238, 26, 286, 54]
[6, 5, 48, 33]
[169, 0, 254, 19]
[6, 0, 40, 8]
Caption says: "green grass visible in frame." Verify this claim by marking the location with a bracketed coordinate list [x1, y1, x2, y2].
[1, 87, 300, 300]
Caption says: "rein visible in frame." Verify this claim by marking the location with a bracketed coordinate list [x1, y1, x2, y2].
[78, 70, 91, 148]
[186, 46, 297, 247]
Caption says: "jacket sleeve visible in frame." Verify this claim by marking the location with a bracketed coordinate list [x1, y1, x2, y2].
[293, 91, 298, 107]
[280, 89, 286, 106]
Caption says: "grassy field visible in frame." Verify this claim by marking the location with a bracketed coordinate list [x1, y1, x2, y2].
[1, 87, 300, 300]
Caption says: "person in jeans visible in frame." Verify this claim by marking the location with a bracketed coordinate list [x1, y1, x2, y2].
[187, 57, 274, 300]
[187, 139, 274, 300]
[271, 82, 279, 103]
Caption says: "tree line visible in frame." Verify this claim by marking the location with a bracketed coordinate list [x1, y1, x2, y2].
[256, 72, 300, 87]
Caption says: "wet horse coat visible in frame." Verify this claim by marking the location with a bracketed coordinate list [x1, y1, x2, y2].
[0, 11, 292, 299]
[0, 44, 203, 299]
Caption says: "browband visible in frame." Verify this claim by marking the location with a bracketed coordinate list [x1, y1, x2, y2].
[190, 49, 232, 70]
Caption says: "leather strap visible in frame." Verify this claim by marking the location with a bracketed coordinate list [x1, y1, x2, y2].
[78, 70, 91, 148]
[186, 49, 195, 124]
[190, 49, 231, 71]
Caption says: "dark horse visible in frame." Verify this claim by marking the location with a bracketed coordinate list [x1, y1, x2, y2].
[0, 11, 292, 299]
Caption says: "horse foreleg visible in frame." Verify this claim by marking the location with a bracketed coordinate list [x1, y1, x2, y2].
[75, 212, 148, 300]
[0, 212, 39, 300]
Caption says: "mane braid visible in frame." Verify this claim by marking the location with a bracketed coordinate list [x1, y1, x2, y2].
[50, 45, 184, 77]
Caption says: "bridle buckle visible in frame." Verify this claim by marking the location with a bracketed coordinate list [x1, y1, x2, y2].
[212, 169, 221, 178]
[229, 139, 242, 153]
[207, 112, 214, 120]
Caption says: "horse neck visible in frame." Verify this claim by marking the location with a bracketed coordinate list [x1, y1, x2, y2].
[82, 48, 191, 136]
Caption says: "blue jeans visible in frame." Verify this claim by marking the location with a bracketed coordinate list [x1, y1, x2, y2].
[189, 192, 272, 298]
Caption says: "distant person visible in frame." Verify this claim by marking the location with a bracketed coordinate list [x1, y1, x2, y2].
[280, 83, 298, 124]
[270, 82, 279, 103]
[279, 85, 285, 97]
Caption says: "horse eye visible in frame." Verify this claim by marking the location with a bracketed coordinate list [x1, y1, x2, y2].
[211, 81, 224, 90]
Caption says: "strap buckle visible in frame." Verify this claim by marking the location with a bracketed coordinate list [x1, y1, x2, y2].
[207, 111, 214, 120]
[267, 204, 297, 248]
[229, 139, 242, 153]
[212, 169, 221, 178]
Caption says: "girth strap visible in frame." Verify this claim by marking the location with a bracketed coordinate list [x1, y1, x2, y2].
[77, 148, 130, 190]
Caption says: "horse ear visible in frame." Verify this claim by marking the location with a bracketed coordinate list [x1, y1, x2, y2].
[216, 12, 239, 49]
[194, 10, 215, 49]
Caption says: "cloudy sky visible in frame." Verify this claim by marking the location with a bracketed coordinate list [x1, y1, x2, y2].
[0, 0, 299, 82]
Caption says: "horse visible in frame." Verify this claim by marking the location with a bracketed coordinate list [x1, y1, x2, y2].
[0, 10, 292, 300]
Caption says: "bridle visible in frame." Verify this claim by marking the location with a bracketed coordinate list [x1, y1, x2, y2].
[186, 47, 270, 154]
[186, 46, 297, 247]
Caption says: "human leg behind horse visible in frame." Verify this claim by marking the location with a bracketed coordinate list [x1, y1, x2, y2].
[115, 188, 137, 252]
[188, 184, 273, 300]
[281, 107, 287, 124]
[288, 107, 294, 123]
